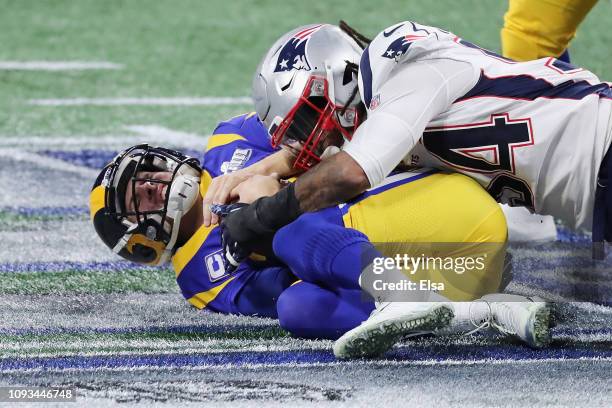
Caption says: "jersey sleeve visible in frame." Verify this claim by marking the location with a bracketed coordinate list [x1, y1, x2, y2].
[171, 224, 262, 313]
[203, 112, 278, 177]
[345, 57, 477, 187]
[359, 21, 464, 109]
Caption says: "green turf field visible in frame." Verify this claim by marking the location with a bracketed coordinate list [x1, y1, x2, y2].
[0, 0, 610, 138]
[1, 1, 611, 405]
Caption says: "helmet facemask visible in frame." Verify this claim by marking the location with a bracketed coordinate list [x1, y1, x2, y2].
[252, 23, 366, 170]
[269, 75, 360, 170]
[103, 145, 200, 265]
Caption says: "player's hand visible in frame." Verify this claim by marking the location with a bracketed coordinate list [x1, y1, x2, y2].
[231, 173, 281, 204]
[211, 203, 251, 272]
[212, 200, 276, 272]
[203, 170, 253, 227]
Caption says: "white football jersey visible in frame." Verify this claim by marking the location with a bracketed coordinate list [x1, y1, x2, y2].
[343, 21, 612, 232]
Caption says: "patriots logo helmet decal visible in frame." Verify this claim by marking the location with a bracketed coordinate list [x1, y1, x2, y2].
[274, 24, 324, 73]
[381, 34, 428, 60]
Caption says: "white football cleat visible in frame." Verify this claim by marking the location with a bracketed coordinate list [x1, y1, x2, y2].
[333, 302, 454, 359]
[480, 294, 552, 348]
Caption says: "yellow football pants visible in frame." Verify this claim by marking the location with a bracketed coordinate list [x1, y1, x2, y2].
[501, 0, 598, 61]
[343, 172, 508, 301]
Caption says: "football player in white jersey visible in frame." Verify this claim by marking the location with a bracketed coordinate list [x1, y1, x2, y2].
[205, 21, 611, 256]
[203, 22, 610, 357]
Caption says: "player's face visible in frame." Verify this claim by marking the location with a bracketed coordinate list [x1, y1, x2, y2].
[319, 128, 344, 152]
[284, 127, 345, 169]
[124, 171, 173, 215]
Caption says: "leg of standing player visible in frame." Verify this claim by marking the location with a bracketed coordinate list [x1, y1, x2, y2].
[501, 0, 598, 62]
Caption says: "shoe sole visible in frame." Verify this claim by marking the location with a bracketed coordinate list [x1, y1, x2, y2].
[333, 305, 454, 359]
[526, 303, 552, 348]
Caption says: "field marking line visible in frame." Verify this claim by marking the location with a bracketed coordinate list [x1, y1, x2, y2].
[0, 61, 123, 71]
[124, 125, 207, 149]
[0, 344, 329, 358]
[0, 148, 99, 178]
[0, 134, 196, 150]
[27, 97, 252, 106]
[0, 126, 209, 150]
[2, 356, 611, 374]
[5, 328, 612, 357]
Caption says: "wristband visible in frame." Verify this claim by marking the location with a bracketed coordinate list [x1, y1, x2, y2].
[254, 183, 303, 232]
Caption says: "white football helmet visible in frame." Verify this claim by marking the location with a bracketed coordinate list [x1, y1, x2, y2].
[252, 23, 365, 169]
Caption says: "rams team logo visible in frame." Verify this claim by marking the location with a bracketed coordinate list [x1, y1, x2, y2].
[381, 34, 428, 60]
[274, 24, 324, 73]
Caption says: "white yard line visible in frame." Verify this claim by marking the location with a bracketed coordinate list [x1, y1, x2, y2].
[0, 135, 145, 149]
[0, 61, 123, 71]
[124, 125, 207, 150]
[3, 356, 611, 374]
[0, 345, 328, 359]
[0, 127, 209, 151]
[28, 97, 252, 106]
[0, 148, 99, 178]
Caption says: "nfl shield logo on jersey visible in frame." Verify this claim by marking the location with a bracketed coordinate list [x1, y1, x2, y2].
[369, 94, 381, 110]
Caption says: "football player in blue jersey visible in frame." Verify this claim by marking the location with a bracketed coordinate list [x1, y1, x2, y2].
[90, 111, 551, 358]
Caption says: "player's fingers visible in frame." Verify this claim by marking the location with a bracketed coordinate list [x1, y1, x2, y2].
[206, 177, 238, 225]
[202, 201, 212, 227]
[229, 184, 243, 201]
[204, 172, 250, 226]
[203, 202, 213, 227]
[212, 174, 243, 206]
[210, 211, 219, 226]
[203, 176, 226, 227]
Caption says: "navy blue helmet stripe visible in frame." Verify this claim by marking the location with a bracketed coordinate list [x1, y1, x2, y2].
[408, 21, 431, 36]
[457, 71, 612, 102]
[359, 46, 373, 108]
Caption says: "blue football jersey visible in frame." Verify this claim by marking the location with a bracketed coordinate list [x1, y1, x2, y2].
[203, 112, 277, 178]
[172, 113, 280, 312]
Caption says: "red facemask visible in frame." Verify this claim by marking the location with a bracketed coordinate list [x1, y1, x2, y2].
[270, 75, 359, 170]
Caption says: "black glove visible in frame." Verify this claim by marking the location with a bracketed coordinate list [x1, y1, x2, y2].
[211, 184, 303, 272]
[210, 203, 252, 272]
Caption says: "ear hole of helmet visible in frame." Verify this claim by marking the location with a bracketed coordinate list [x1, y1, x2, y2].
[120, 242, 158, 264]
[122, 228, 168, 265]
[133, 243, 158, 263]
